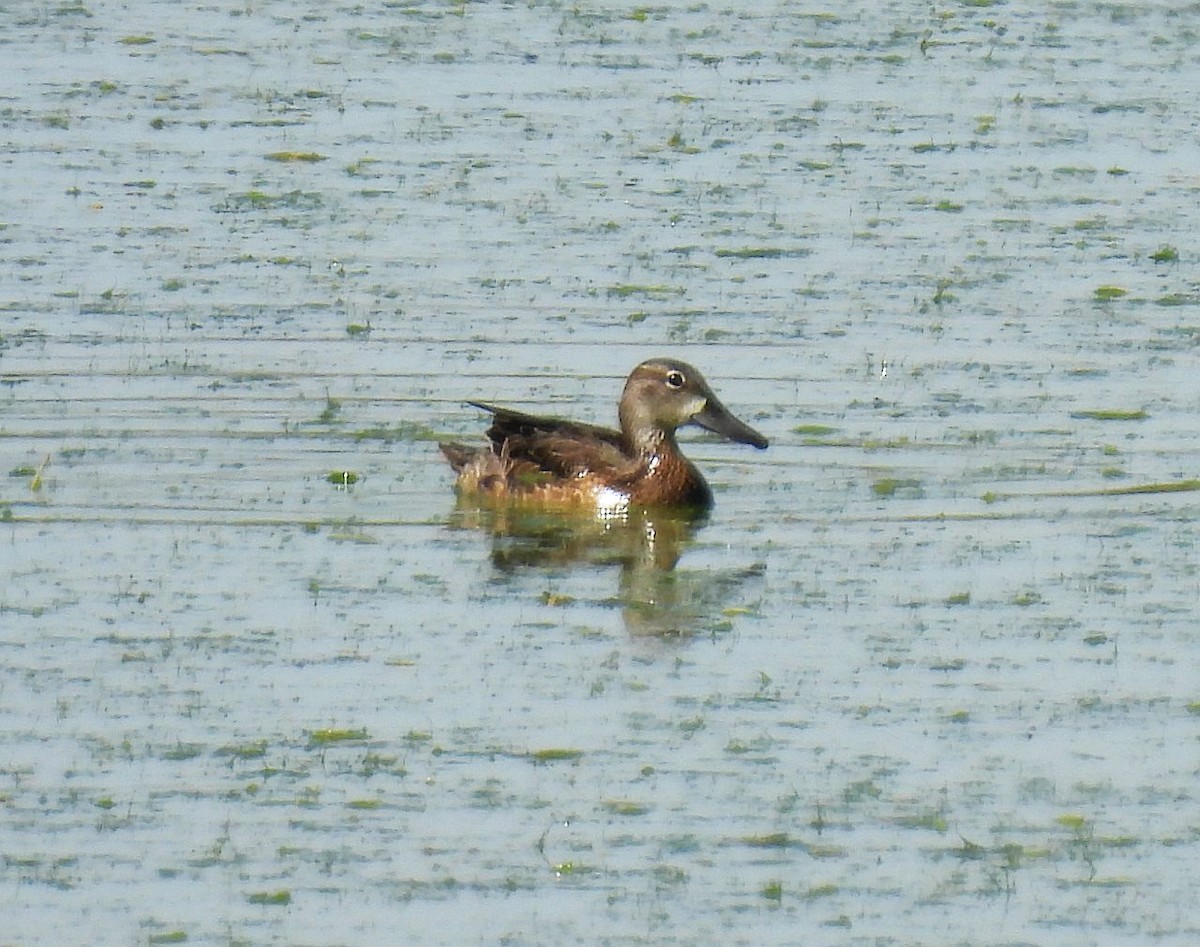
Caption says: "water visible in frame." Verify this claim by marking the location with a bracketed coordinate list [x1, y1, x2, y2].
[3, 1, 1199, 944]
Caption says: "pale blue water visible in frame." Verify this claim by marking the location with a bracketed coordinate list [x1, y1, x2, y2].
[3, 1, 1199, 944]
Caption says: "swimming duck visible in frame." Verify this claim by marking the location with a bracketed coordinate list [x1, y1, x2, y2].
[438, 358, 767, 514]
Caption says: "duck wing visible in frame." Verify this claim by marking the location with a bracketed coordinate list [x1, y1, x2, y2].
[471, 402, 634, 478]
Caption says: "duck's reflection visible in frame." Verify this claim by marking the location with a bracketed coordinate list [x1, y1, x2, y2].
[448, 504, 763, 639]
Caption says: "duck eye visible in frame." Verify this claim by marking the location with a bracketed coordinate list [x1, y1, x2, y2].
[665, 370, 686, 390]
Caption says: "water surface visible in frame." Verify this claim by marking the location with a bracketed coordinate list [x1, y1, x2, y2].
[3, 1, 1200, 944]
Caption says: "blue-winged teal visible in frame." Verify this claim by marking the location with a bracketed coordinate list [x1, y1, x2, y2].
[439, 358, 767, 514]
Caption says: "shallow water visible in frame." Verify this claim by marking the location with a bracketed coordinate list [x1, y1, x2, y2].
[3, 1, 1200, 944]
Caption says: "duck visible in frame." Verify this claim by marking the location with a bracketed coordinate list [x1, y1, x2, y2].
[438, 358, 767, 514]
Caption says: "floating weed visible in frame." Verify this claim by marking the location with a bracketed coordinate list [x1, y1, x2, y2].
[1071, 408, 1147, 421]
[945, 591, 971, 606]
[871, 477, 923, 498]
[762, 880, 784, 902]
[345, 322, 371, 336]
[934, 200, 964, 213]
[1013, 591, 1042, 606]
[147, 933, 188, 945]
[265, 151, 327, 163]
[793, 423, 838, 440]
[843, 779, 883, 803]
[361, 752, 404, 777]
[345, 157, 382, 177]
[539, 591, 575, 606]
[119, 35, 155, 45]
[653, 865, 687, 885]
[860, 435, 912, 450]
[679, 716, 705, 736]
[1186, 702, 1200, 716]
[326, 470, 359, 486]
[984, 479, 1200, 502]
[741, 831, 802, 849]
[715, 246, 810, 259]
[893, 810, 948, 833]
[215, 740, 267, 759]
[530, 748, 583, 763]
[162, 743, 204, 761]
[804, 882, 839, 899]
[606, 283, 685, 300]
[1093, 285, 1127, 300]
[221, 190, 323, 212]
[317, 395, 341, 423]
[552, 861, 596, 877]
[346, 798, 382, 811]
[307, 727, 367, 747]
[1155, 293, 1200, 306]
[1098, 479, 1199, 495]
[603, 799, 650, 816]
[1151, 244, 1179, 263]
[247, 890, 291, 906]
[351, 421, 440, 443]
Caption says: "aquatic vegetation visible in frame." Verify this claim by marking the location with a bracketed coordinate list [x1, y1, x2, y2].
[1154, 293, 1200, 306]
[603, 799, 650, 816]
[326, 470, 359, 486]
[715, 246, 809, 259]
[793, 423, 838, 441]
[265, 151, 327, 163]
[871, 477, 923, 498]
[219, 190, 323, 212]
[307, 728, 368, 747]
[215, 740, 267, 759]
[893, 810, 948, 833]
[1151, 244, 1179, 263]
[530, 748, 583, 763]
[351, 422, 439, 443]
[1071, 408, 1146, 421]
[247, 890, 291, 906]
[1093, 285, 1127, 300]
[741, 831, 803, 849]
[606, 283, 685, 299]
[346, 798, 382, 810]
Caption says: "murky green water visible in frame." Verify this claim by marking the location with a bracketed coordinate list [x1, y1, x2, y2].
[3, 1, 1199, 944]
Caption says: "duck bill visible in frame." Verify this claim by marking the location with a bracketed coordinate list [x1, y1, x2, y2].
[693, 396, 769, 449]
